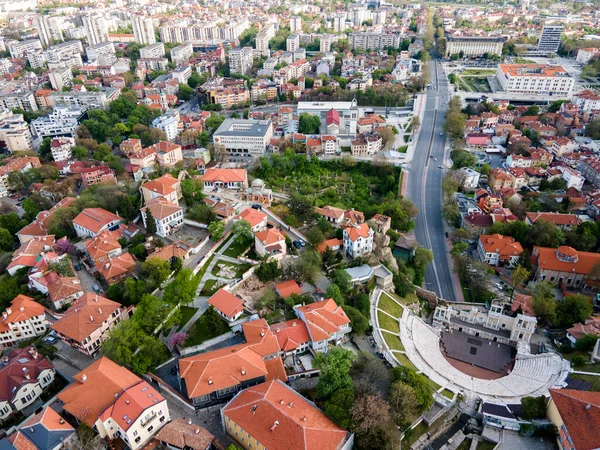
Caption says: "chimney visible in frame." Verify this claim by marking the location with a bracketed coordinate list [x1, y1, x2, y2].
[98, 308, 102, 314]
[241, 367, 246, 376]
[126, 400, 130, 405]
[195, 428, 200, 434]
[252, 405, 258, 414]
[90, 316, 94, 322]
[302, 416, 307, 421]
[260, 330, 265, 337]
[19, 307, 24, 312]
[81, 374, 87, 382]
[7, 308, 12, 314]
[288, 402, 294, 408]
[270, 421, 279, 432]
[25, 373, 30, 380]
[280, 399, 284, 405]
[208, 377, 213, 385]
[59, 418, 65, 424]
[188, 419, 192, 425]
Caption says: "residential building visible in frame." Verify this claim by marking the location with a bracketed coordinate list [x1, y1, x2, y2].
[170, 43, 193, 65]
[57, 357, 170, 450]
[576, 47, 600, 64]
[50, 136, 75, 162]
[83, 14, 109, 46]
[229, 47, 253, 75]
[0, 111, 32, 152]
[80, 165, 116, 188]
[48, 66, 73, 91]
[433, 302, 537, 345]
[179, 319, 287, 408]
[351, 133, 382, 156]
[221, 379, 353, 450]
[445, 35, 505, 57]
[532, 245, 600, 288]
[130, 146, 158, 171]
[254, 228, 287, 260]
[84, 229, 123, 264]
[141, 198, 184, 237]
[290, 16, 302, 32]
[234, 208, 268, 232]
[477, 234, 524, 267]
[7, 39, 42, 59]
[256, 24, 276, 57]
[5, 407, 75, 449]
[138, 57, 169, 71]
[85, 41, 116, 66]
[348, 32, 401, 50]
[154, 419, 217, 450]
[495, 64, 574, 96]
[547, 389, 600, 450]
[154, 141, 183, 167]
[293, 299, 351, 353]
[0, 156, 41, 198]
[72, 208, 123, 238]
[141, 174, 181, 206]
[95, 253, 136, 285]
[213, 119, 273, 157]
[17, 197, 77, 244]
[30, 106, 86, 139]
[152, 110, 180, 141]
[202, 168, 248, 190]
[343, 223, 374, 259]
[537, 24, 563, 55]
[51, 293, 129, 357]
[140, 42, 166, 59]
[0, 346, 55, 421]
[132, 15, 156, 45]
[578, 156, 600, 188]
[51, 88, 117, 110]
[208, 289, 244, 322]
[286, 33, 300, 52]
[0, 92, 38, 112]
[459, 167, 481, 189]
[34, 16, 64, 47]
[0, 295, 48, 349]
[7, 236, 55, 276]
[525, 212, 580, 230]
[120, 138, 142, 155]
[314, 206, 364, 226]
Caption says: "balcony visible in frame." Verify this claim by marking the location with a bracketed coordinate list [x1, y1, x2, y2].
[140, 411, 157, 427]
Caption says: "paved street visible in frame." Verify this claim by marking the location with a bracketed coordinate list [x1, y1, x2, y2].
[405, 60, 458, 301]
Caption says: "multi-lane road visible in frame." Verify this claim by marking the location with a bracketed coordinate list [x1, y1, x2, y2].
[405, 60, 458, 301]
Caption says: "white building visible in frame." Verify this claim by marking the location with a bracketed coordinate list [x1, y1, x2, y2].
[576, 47, 600, 64]
[85, 41, 116, 66]
[255, 24, 276, 57]
[348, 32, 402, 50]
[459, 167, 481, 189]
[537, 24, 563, 54]
[495, 64, 574, 96]
[83, 13, 109, 46]
[170, 42, 193, 65]
[0, 111, 32, 152]
[477, 234, 523, 267]
[213, 119, 273, 156]
[141, 198, 184, 237]
[332, 13, 346, 32]
[445, 35, 506, 57]
[229, 46, 253, 75]
[0, 92, 38, 112]
[293, 299, 351, 353]
[151, 109, 180, 141]
[35, 15, 64, 47]
[30, 106, 85, 138]
[50, 136, 75, 162]
[0, 295, 48, 349]
[132, 15, 156, 45]
[290, 16, 302, 33]
[7, 39, 42, 59]
[51, 88, 117, 110]
[48, 66, 72, 91]
[286, 33, 300, 52]
[171, 65, 192, 83]
[139, 42, 165, 59]
[343, 223, 374, 259]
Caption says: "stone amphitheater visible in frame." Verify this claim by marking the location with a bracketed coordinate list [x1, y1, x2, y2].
[374, 290, 571, 404]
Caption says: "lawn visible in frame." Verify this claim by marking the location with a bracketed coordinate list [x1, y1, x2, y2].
[398, 145, 408, 153]
[513, 58, 536, 64]
[184, 313, 229, 347]
[178, 306, 198, 329]
[390, 291, 418, 306]
[379, 293, 404, 318]
[223, 236, 253, 258]
[461, 69, 496, 76]
[456, 439, 472, 450]
[382, 330, 405, 351]
[200, 279, 226, 296]
[441, 388, 454, 399]
[211, 261, 252, 278]
[402, 422, 428, 448]
[476, 441, 497, 450]
[378, 310, 400, 334]
[395, 352, 418, 371]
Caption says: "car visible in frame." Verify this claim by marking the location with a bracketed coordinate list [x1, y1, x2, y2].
[440, 132, 443, 136]
[299, 240, 306, 247]
[251, 204, 262, 210]
[439, 165, 444, 169]
[494, 282, 503, 290]
[92, 283, 102, 293]
[74, 263, 82, 271]
[17, 196, 25, 202]
[293, 240, 302, 249]
[43, 336, 56, 344]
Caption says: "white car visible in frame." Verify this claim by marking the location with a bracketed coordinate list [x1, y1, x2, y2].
[494, 282, 504, 290]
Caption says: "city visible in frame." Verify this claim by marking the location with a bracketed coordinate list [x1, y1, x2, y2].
[0, 0, 599, 450]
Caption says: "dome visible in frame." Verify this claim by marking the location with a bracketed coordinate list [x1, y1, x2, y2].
[556, 246, 578, 263]
[251, 178, 265, 188]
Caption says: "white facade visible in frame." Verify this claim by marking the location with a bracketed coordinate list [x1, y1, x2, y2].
[30, 106, 84, 138]
[0, 92, 38, 112]
[495, 64, 575, 95]
[537, 25, 563, 54]
[132, 15, 156, 45]
[171, 65, 192, 83]
[213, 119, 273, 156]
[286, 34, 300, 52]
[7, 39, 42, 59]
[343, 225, 374, 259]
[445, 36, 505, 57]
[152, 110, 180, 141]
[50, 136, 75, 162]
[170, 42, 193, 65]
[141, 207, 184, 238]
[35, 16, 64, 47]
[0, 111, 32, 152]
[83, 14, 109, 46]
[0, 308, 48, 349]
[140, 42, 165, 59]
[255, 24, 275, 57]
[86, 41, 116, 65]
[48, 66, 72, 91]
[576, 48, 600, 64]
[229, 46, 253, 75]
[349, 32, 401, 50]
[51, 88, 115, 110]
[290, 16, 302, 33]
[459, 167, 481, 189]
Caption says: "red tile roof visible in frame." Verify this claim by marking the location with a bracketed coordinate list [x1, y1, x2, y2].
[549, 388, 600, 450]
[223, 379, 350, 450]
[255, 228, 285, 246]
[0, 295, 45, 332]
[296, 299, 350, 342]
[207, 289, 244, 319]
[275, 280, 302, 299]
[270, 319, 310, 352]
[202, 168, 247, 183]
[72, 208, 123, 235]
[479, 234, 524, 259]
[533, 246, 600, 275]
[525, 212, 580, 227]
[0, 346, 53, 403]
[234, 208, 267, 229]
[344, 223, 371, 242]
[153, 418, 216, 449]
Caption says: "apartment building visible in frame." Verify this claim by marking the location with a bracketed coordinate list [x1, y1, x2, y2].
[255, 24, 276, 57]
[48, 66, 72, 92]
[151, 109, 180, 141]
[0, 295, 48, 349]
[49, 136, 74, 161]
[80, 165, 116, 188]
[30, 106, 86, 138]
[213, 119, 273, 156]
[0, 346, 55, 422]
[0, 92, 37, 112]
[477, 234, 524, 267]
[7, 38, 42, 58]
[35, 16, 64, 47]
[579, 156, 600, 188]
[343, 223, 374, 259]
[52, 293, 129, 357]
[58, 358, 170, 450]
[151, 141, 183, 166]
[286, 33, 300, 52]
[496, 64, 574, 95]
[0, 156, 41, 198]
[537, 24, 563, 55]
[170, 42, 193, 65]
[0, 111, 32, 152]
[293, 299, 352, 353]
[45, 40, 84, 70]
[576, 47, 600, 64]
[86, 41, 116, 65]
[290, 16, 302, 32]
[445, 35, 505, 57]
[229, 46, 254, 75]
[83, 13, 109, 46]
[349, 32, 401, 50]
[159, 19, 250, 43]
[141, 198, 184, 237]
[141, 174, 181, 206]
[132, 15, 156, 45]
[72, 208, 123, 238]
[138, 57, 169, 71]
[351, 133, 382, 156]
[140, 42, 166, 59]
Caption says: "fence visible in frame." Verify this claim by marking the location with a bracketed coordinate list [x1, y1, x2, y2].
[178, 331, 235, 356]
[183, 218, 209, 230]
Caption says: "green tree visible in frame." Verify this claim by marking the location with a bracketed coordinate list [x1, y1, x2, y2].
[294, 250, 322, 282]
[177, 83, 194, 101]
[231, 219, 253, 243]
[511, 265, 531, 298]
[389, 366, 433, 411]
[208, 221, 225, 241]
[144, 209, 157, 235]
[187, 204, 217, 224]
[521, 396, 547, 420]
[331, 269, 352, 293]
[255, 260, 280, 282]
[306, 227, 325, 247]
[298, 113, 321, 134]
[323, 386, 355, 429]
[162, 268, 200, 305]
[389, 381, 419, 426]
[188, 72, 202, 89]
[326, 284, 344, 305]
[342, 305, 369, 335]
[314, 347, 355, 398]
[351, 395, 399, 450]
[557, 294, 593, 328]
[575, 334, 599, 352]
[141, 257, 171, 286]
[130, 243, 148, 260]
[181, 178, 204, 206]
[133, 294, 179, 333]
[532, 281, 557, 324]
[0, 275, 22, 309]
[0, 228, 12, 251]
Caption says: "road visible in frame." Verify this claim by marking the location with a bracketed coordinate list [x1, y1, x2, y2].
[405, 60, 458, 301]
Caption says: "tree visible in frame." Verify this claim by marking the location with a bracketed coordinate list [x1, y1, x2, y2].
[298, 113, 321, 134]
[205, 113, 225, 134]
[130, 243, 147, 260]
[343, 305, 369, 335]
[162, 268, 200, 305]
[181, 178, 204, 206]
[323, 386, 355, 429]
[351, 394, 391, 435]
[314, 347, 355, 398]
[389, 381, 419, 426]
[204, 306, 230, 334]
[208, 221, 225, 241]
[557, 294, 593, 328]
[353, 293, 370, 318]
[177, 83, 194, 101]
[255, 260, 280, 282]
[231, 219, 253, 243]
[450, 150, 478, 169]
[511, 265, 531, 298]
[293, 250, 322, 282]
[133, 294, 179, 333]
[144, 209, 157, 235]
[188, 72, 202, 89]
[350, 352, 389, 395]
[326, 284, 344, 305]
[521, 396, 547, 420]
[0, 228, 12, 251]
[141, 257, 171, 286]
[586, 118, 600, 140]
[389, 366, 433, 411]
[188, 204, 217, 224]
[287, 194, 313, 224]
[0, 275, 22, 310]
[306, 227, 325, 247]
[532, 281, 557, 324]
[379, 127, 396, 149]
[412, 247, 433, 286]
[46, 208, 76, 239]
[575, 334, 599, 352]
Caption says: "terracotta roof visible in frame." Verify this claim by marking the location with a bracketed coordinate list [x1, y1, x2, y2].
[141, 197, 182, 220]
[207, 289, 244, 319]
[234, 208, 267, 229]
[12, 407, 74, 450]
[17, 198, 77, 239]
[147, 241, 189, 261]
[478, 234, 524, 258]
[95, 253, 136, 282]
[0, 157, 41, 177]
[275, 280, 302, 299]
[202, 168, 247, 183]
[222, 379, 350, 450]
[58, 357, 162, 428]
[84, 229, 122, 262]
[8, 236, 55, 272]
[72, 208, 123, 235]
[141, 179, 177, 196]
[534, 246, 600, 275]
[325, 109, 340, 126]
[315, 206, 344, 220]
[255, 228, 285, 246]
[153, 418, 216, 449]
[0, 346, 53, 403]
[344, 223, 371, 242]
[549, 388, 600, 450]
[296, 299, 350, 342]
[511, 293, 534, 317]
[270, 318, 310, 352]
[316, 238, 343, 254]
[1, 295, 45, 330]
[47, 276, 82, 303]
[51, 293, 122, 343]
[525, 212, 580, 226]
[179, 319, 286, 399]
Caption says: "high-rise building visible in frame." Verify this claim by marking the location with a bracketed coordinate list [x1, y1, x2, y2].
[320, 35, 332, 53]
[255, 23, 275, 57]
[286, 33, 300, 52]
[82, 13, 109, 46]
[290, 16, 302, 33]
[131, 15, 156, 45]
[34, 16, 64, 48]
[537, 24, 564, 54]
[332, 14, 346, 33]
[229, 46, 254, 75]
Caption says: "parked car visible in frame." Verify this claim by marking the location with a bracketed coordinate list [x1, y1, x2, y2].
[92, 283, 102, 293]
[251, 204, 262, 210]
[494, 283, 504, 291]
[299, 240, 306, 247]
[293, 240, 302, 249]
[43, 336, 56, 344]
[74, 263, 82, 271]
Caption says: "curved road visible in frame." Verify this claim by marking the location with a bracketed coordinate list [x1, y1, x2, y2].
[405, 60, 458, 301]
